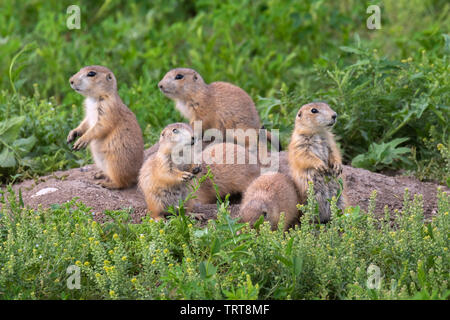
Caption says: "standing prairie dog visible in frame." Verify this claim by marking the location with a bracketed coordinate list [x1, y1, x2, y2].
[288, 102, 346, 223]
[138, 123, 201, 221]
[239, 172, 299, 231]
[68, 65, 144, 189]
[158, 68, 280, 150]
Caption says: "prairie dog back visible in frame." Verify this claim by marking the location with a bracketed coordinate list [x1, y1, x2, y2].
[158, 68, 261, 135]
[240, 172, 299, 230]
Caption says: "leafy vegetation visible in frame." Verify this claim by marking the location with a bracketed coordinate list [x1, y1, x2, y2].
[0, 0, 448, 184]
[0, 182, 448, 299]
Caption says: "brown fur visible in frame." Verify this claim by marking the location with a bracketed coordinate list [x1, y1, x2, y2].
[138, 123, 201, 221]
[259, 150, 291, 177]
[288, 102, 346, 222]
[192, 142, 261, 205]
[68, 65, 144, 189]
[239, 172, 299, 231]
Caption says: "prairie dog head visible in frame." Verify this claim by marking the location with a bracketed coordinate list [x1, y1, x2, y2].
[295, 102, 338, 132]
[158, 68, 205, 100]
[240, 199, 280, 231]
[70, 65, 117, 98]
[159, 122, 195, 147]
[159, 123, 200, 170]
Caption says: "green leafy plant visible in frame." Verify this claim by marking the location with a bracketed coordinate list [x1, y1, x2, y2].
[0, 183, 448, 300]
[0, 116, 36, 173]
[352, 138, 412, 171]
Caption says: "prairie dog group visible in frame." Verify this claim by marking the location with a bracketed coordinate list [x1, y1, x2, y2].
[138, 123, 261, 219]
[288, 102, 346, 222]
[67, 65, 346, 228]
[68, 65, 144, 189]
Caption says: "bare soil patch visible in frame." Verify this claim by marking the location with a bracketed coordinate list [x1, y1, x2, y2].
[2, 148, 447, 223]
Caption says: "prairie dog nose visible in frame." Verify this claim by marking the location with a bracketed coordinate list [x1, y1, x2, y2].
[332, 113, 337, 120]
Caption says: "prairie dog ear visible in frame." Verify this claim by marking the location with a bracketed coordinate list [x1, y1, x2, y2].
[106, 73, 113, 81]
[297, 111, 302, 118]
[193, 73, 198, 81]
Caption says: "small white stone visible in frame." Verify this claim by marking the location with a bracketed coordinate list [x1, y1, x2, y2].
[31, 187, 58, 198]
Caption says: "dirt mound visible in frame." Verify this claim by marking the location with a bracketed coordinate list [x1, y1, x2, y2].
[2, 148, 447, 223]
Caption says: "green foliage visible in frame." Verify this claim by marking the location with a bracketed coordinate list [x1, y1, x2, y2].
[0, 184, 448, 300]
[309, 44, 449, 178]
[0, 0, 448, 301]
[352, 138, 412, 171]
[0, 0, 449, 183]
[0, 116, 36, 170]
[0, 91, 88, 182]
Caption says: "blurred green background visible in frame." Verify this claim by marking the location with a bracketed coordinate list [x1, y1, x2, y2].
[0, 0, 448, 185]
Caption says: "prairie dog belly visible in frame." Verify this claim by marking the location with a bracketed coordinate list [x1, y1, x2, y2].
[84, 97, 105, 171]
[85, 97, 98, 128]
[175, 100, 195, 120]
[90, 140, 106, 172]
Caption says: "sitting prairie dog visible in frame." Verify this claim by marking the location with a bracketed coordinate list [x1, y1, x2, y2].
[138, 123, 201, 221]
[158, 68, 280, 150]
[239, 172, 299, 231]
[68, 65, 144, 189]
[288, 102, 346, 223]
[192, 142, 261, 205]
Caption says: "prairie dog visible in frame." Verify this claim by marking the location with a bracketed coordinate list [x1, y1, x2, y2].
[192, 142, 261, 205]
[68, 65, 144, 189]
[288, 102, 346, 222]
[138, 123, 201, 221]
[239, 172, 299, 231]
[158, 68, 280, 150]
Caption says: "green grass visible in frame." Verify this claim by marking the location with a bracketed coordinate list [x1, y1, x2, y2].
[0, 183, 448, 299]
[0, 0, 449, 300]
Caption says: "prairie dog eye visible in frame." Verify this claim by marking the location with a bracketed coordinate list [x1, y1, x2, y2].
[175, 74, 184, 80]
[311, 108, 318, 114]
[172, 128, 179, 133]
[87, 71, 97, 77]
[262, 211, 267, 219]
